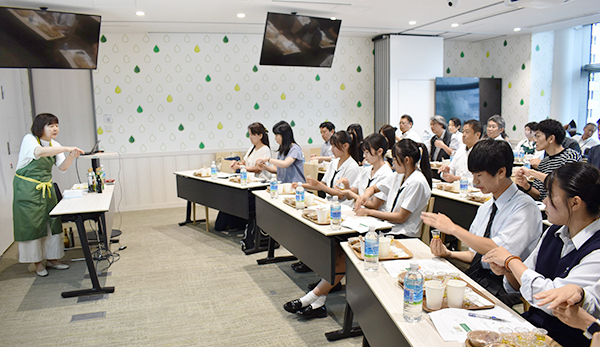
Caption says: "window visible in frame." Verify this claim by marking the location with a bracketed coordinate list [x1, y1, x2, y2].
[586, 23, 600, 124]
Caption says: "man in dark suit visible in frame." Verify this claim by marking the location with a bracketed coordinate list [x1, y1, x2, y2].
[429, 115, 459, 162]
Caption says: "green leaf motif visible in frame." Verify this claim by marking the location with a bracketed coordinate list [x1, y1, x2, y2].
[315, 74, 320, 81]
[134, 65, 140, 73]
[535, 45, 540, 51]
[357, 66, 361, 73]
[252, 65, 258, 72]
[290, 120, 296, 127]
[199, 142, 205, 149]
[460, 51, 464, 58]
[178, 124, 184, 131]
[153, 45, 160, 53]
[308, 137, 313, 144]
[483, 101, 488, 107]
[129, 136, 135, 143]
[137, 106, 143, 113]
[541, 90, 545, 97]
[512, 125, 517, 131]
[521, 63, 526, 70]
[100, 35, 107, 43]
[357, 101, 362, 108]
[223, 36, 229, 43]
[205, 75, 211, 82]
[446, 67, 451, 74]
[503, 40, 507, 47]
[217, 122, 223, 130]
[246, 131, 249, 138]
[254, 103, 259, 110]
[520, 99, 524, 105]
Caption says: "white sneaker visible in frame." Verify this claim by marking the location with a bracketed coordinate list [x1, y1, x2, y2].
[36, 269, 48, 277]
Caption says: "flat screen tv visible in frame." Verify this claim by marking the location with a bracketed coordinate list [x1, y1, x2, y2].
[259, 12, 341, 68]
[0, 7, 101, 69]
[435, 77, 480, 124]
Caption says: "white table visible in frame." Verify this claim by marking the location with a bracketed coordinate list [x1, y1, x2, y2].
[342, 239, 532, 347]
[50, 185, 115, 298]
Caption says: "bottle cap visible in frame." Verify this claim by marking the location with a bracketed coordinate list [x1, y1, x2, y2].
[333, 196, 338, 201]
[369, 225, 376, 233]
[410, 261, 419, 270]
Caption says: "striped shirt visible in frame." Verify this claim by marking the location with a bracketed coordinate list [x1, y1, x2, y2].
[532, 148, 581, 201]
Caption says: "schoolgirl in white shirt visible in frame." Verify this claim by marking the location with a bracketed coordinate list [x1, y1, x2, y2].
[303, 130, 360, 206]
[336, 133, 393, 210]
[356, 139, 432, 238]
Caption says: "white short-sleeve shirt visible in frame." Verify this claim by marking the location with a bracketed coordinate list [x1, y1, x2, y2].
[17, 134, 66, 171]
[321, 156, 360, 206]
[243, 145, 272, 180]
[351, 164, 393, 210]
[377, 170, 431, 237]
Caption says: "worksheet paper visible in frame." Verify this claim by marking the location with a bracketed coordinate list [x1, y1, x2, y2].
[381, 258, 457, 278]
[428, 307, 536, 342]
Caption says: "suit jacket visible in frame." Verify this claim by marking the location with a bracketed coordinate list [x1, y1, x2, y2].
[430, 130, 452, 162]
[589, 144, 600, 169]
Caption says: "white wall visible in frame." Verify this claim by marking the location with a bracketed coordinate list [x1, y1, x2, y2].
[389, 36, 444, 140]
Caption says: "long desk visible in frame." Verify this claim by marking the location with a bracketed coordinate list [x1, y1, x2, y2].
[342, 239, 537, 347]
[174, 170, 269, 254]
[50, 185, 115, 298]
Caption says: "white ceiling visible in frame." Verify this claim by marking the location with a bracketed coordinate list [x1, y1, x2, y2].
[2, 0, 600, 41]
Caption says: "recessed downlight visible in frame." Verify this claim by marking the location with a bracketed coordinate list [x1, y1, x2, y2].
[330, 17, 336, 20]
[237, 13, 246, 18]
[136, 11, 145, 16]
[409, 21, 417, 25]
[514, 27, 522, 32]
[451, 23, 459, 28]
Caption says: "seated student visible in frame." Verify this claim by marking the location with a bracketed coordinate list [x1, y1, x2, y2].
[448, 117, 464, 147]
[379, 124, 397, 166]
[516, 122, 538, 155]
[485, 114, 509, 141]
[311, 121, 335, 163]
[515, 119, 581, 201]
[482, 162, 600, 347]
[429, 115, 460, 162]
[216, 122, 272, 231]
[303, 130, 360, 206]
[396, 114, 422, 143]
[573, 123, 600, 155]
[355, 139, 432, 238]
[347, 123, 364, 165]
[337, 133, 394, 210]
[256, 120, 305, 184]
[282, 134, 391, 320]
[534, 281, 600, 345]
[439, 119, 482, 183]
[421, 139, 543, 306]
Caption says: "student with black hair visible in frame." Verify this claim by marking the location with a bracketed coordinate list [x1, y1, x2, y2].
[256, 120, 305, 183]
[347, 123, 364, 164]
[421, 139, 543, 306]
[483, 162, 600, 347]
[311, 121, 335, 163]
[515, 119, 581, 201]
[355, 139, 432, 238]
[516, 121, 538, 155]
[13, 113, 84, 277]
[336, 133, 394, 209]
[379, 124, 396, 150]
[303, 130, 359, 206]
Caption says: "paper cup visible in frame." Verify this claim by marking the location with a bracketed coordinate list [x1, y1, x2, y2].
[247, 172, 255, 181]
[378, 236, 392, 258]
[305, 193, 315, 206]
[277, 181, 283, 194]
[316, 208, 328, 224]
[425, 280, 446, 310]
[282, 183, 292, 194]
[446, 280, 467, 308]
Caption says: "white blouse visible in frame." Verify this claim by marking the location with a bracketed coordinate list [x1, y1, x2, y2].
[17, 134, 66, 171]
[321, 156, 360, 206]
[243, 145, 272, 180]
[351, 164, 393, 210]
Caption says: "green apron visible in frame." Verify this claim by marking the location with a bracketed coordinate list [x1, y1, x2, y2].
[12, 156, 62, 242]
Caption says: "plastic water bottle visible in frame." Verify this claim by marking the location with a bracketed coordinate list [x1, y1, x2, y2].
[524, 157, 531, 169]
[364, 225, 379, 272]
[210, 161, 217, 179]
[459, 173, 468, 198]
[403, 262, 424, 323]
[87, 168, 95, 193]
[330, 196, 341, 230]
[518, 148, 524, 162]
[295, 183, 305, 209]
[449, 150, 455, 162]
[270, 174, 278, 199]
[240, 165, 248, 186]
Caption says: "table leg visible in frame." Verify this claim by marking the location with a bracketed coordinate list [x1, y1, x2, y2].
[324, 302, 363, 341]
[61, 215, 115, 298]
[205, 206, 209, 233]
[242, 214, 270, 255]
[192, 203, 196, 226]
[178, 201, 207, 226]
[256, 237, 297, 265]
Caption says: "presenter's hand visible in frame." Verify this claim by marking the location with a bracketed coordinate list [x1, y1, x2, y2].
[68, 147, 84, 157]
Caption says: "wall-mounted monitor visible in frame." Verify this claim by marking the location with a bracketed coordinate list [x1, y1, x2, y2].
[259, 12, 341, 68]
[435, 77, 501, 127]
[0, 7, 101, 69]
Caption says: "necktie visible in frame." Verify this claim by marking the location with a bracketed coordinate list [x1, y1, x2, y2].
[330, 169, 340, 188]
[390, 186, 406, 212]
[366, 177, 375, 188]
[472, 202, 498, 265]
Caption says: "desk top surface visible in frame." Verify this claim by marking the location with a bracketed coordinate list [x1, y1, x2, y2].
[432, 188, 546, 211]
[341, 239, 530, 346]
[253, 190, 370, 237]
[79, 152, 120, 159]
[175, 170, 269, 190]
[50, 185, 114, 216]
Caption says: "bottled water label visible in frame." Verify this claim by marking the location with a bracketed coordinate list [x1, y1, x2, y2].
[330, 207, 341, 220]
[241, 171, 247, 181]
[270, 181, 278, 196]
[295, 190, 304, 203]
[404, 281, 423, 306]
[364, 239, 379, 258]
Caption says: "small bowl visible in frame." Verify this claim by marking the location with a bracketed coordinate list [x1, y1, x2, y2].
[467, 330, 501, 347]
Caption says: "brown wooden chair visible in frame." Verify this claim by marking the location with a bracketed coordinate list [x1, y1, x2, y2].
[420, 197, 435, 245]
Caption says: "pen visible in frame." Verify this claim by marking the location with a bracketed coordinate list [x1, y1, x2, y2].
[359, 223, 369, 228]
[468, 313, 509, 322]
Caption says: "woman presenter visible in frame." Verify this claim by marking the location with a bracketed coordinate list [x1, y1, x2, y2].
[13, 113, 84, 277]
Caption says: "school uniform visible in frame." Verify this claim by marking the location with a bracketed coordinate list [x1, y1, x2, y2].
[321, 157, 359, 206]
[351, 164, 393, 210]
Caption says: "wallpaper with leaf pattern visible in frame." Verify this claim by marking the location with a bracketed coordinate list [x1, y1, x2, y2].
[92, 33, 374, 154]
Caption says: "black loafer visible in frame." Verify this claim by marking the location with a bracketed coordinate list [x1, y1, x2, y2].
[291, 261, 303, 270]
[308, 281, 343, 293]
[292, 262, 313, 273]
[297, 305, 327, 319]
[283, 299, 304, 313]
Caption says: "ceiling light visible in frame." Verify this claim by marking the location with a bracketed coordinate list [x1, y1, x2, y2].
[451, 23, 459, 27]
[409, 21, 417, 25]
[136, 11, 145, 16]
[330, 17, 336, 20]
[514, 27, 521, 32]
[237, 13, 246, 18]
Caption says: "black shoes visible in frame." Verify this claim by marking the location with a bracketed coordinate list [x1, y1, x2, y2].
[307, 281, 343, 293]
[297, 306, 327, 319]
[283, 299, 303, 313]
[291, 261, 312, 273]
